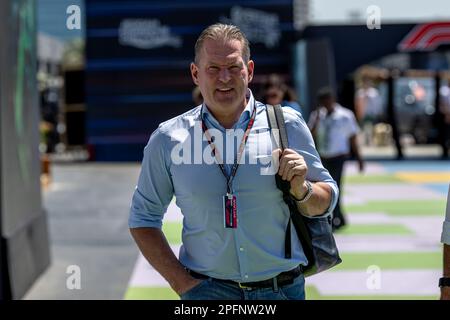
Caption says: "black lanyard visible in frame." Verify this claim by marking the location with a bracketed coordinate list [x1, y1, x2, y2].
[201, 102, 257, 194]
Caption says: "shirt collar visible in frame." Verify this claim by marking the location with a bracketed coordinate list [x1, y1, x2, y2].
[201, 89, 255, 127]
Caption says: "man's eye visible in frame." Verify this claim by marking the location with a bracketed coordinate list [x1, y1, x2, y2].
[230, 66, 240, 71]
[208, 66, 219, 71]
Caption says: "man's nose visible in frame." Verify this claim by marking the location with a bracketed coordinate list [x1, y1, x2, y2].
[218, 68, 231, 83]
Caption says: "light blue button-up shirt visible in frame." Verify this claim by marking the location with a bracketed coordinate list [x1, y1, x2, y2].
[129, 90, 338, 282]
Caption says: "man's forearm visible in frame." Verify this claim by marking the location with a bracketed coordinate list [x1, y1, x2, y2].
[310, 127, 318, 144]
[350, 135, 362, 161]
[130, 227, 194, 294]
[292, 182, 332, 217]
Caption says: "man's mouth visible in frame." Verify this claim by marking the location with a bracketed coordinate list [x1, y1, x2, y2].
[216, 88, 233, 93]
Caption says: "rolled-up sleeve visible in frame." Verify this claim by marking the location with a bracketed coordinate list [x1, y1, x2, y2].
[285, 109, 339, 219]
[441, 185, 450, 245]
[128, 127, 174, 229]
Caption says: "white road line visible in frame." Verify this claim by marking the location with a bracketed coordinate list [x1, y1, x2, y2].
[164, 202, 182, 222]
[335, 234, 440, 252]
[344, 162, 386, 175]
[345, 184, 444, 201]
[128, 246, 181, 287]
[307, 270, 441, 296]
[346, 212, 393, 224]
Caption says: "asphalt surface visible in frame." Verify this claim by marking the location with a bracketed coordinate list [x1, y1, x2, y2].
[24, 163, 141, 299]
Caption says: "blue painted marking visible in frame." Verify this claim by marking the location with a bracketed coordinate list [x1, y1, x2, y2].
[423, 184, 450, 196]
[380, 161, 450, 173]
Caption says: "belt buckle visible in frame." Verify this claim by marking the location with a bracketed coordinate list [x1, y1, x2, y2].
[238, 282, 251, 289]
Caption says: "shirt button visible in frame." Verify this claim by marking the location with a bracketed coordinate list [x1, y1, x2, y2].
[239, 247, 244, 252]
[245, 275, 249, 279]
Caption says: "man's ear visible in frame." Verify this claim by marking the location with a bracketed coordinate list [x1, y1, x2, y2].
[190, 62, 199, 86]
[247, 60, 254, 83]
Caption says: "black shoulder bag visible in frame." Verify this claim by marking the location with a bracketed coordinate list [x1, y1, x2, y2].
[266, 104, 342, 277]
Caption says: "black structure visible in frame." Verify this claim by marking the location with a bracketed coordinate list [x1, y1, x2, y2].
[85, 0, 296, 161]
[0, 0, 50, 299]
[85, 3, 450, 161]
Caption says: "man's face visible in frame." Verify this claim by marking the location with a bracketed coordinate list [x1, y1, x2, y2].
[190, 38, 254, 113]
[266, 86, 284, 105]
[320, 96, 334, 111]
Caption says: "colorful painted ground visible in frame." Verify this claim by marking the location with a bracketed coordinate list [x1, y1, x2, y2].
[124, 161, 449, 300]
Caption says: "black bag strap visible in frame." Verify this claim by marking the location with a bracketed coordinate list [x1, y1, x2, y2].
[266, 104, 292, 258]
[266, 104, 314, 262]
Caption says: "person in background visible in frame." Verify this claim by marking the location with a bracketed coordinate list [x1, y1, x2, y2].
[354, 76, 383, 146]
[439, 84, 450, 151]
[308, 87, 365, 231]
[440, 185, 450, 300]
[260, 74, 302, 115]
[39, 86, 60, 153]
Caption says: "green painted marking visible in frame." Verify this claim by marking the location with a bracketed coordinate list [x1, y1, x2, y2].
[124, 287, 179, 300]
[343, 175, 402, 184]
[123, 285, 439, 300]
[344, 200, 446, 216]
[335, 252, 441, 271]
[305, 286, 438, 300]
[337, 224, 412, 235]
[162, 222, 182, 244]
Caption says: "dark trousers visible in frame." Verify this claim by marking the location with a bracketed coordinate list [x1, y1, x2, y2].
[321, 154, 348, 226]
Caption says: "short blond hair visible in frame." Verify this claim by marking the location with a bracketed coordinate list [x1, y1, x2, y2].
[194, 23, 250, 65]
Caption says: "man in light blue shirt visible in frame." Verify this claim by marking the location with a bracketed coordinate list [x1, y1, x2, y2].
[129, 23, 338, 300]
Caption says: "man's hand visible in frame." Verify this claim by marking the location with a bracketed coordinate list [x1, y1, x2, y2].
[130, 227, 208, 298]
[175, 277, 204, 296]
[350, 135, 364, 174]
[275, 148, 308, 200]
[273, 148, 333, 217]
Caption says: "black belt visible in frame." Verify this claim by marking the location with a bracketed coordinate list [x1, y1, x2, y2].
[187, 265, 303, 290]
